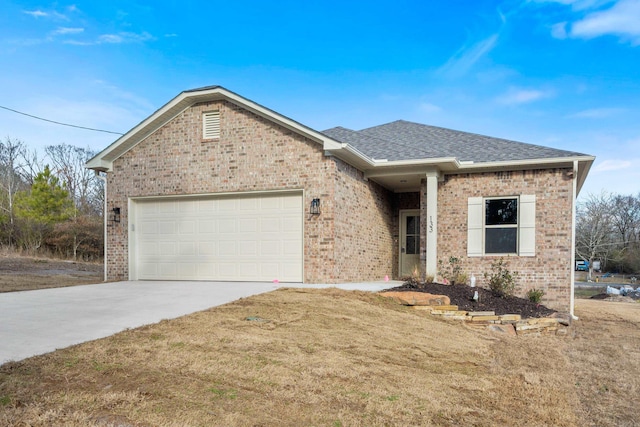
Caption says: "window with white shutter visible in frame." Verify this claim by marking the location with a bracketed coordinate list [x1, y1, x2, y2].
[467, 194, 536, 257]
[202, 110, 220, 139]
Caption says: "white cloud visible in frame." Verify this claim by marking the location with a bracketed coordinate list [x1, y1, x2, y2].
[546, 0, 640, 44]
[64, 31, 155, 46]
[570, 0, 640, 43]
[533, 0, 615, 10]
[98, 31, 154, 44]
[567, 107, 625, 118]
[551, 22, 568, 38]
[23, 8, 68, 20]
[496, 88, 553, 105]
[592, 159, 632, 172]
[52, 27, 84, 36]
[438, 34, 499, 78]
[419, 102, 442, 113]
[23, 10, 48, 18]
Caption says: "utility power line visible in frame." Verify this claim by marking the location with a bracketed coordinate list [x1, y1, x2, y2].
[0, 105, 124, 135]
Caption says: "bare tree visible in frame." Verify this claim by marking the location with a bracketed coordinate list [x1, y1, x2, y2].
[45, 144, 104, 259]
[576, 192, 614, 281]
[0, 137, 29, 246]
[611, 194, 640, 247]
[17, 146, 45, 186]
[45, 144, 99, 215]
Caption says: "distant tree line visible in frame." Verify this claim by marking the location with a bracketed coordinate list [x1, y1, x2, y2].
[576, 192, 640, 279]
[0, 137, 103, 260]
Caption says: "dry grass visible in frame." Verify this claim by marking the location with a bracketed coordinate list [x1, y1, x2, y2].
[0, 288, 638, 426]
[0, 255, 102, 292]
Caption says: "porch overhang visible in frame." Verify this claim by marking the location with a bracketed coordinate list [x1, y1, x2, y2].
[325, 144, 595, 194]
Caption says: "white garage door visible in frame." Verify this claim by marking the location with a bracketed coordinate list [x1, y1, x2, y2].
[131, 192, 303, 282]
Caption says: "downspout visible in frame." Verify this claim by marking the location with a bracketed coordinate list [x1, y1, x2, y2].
[570, 161, 578, 320]
[95, 171, 108, 282]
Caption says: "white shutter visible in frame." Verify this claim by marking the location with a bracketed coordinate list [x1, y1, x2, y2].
[467, 197, 483, 257]
[202, 111, 220, 139]
[519, 194, 536, 257]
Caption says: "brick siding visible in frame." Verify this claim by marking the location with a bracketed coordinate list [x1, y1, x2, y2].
[106, 100, 395, 283]
[435, 168, 575, 311]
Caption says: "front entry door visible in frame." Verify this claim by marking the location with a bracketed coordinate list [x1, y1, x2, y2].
[399, 210, 421, 278]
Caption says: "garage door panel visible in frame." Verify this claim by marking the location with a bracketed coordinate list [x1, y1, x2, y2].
[177, 263, 197, 278]
[218, 240, 237, 256]
[134, 193, 302, 282]
[198, 220, 215, 234]
[198, 242, 215, 256]
[219, 219, 236, 233]
[159, 201, 177, 213]
[159, 242, 176, 256]
[239, 218, 258, 232]
[159, 263, 176, 276]
[260, 240, 280, 256]
[178, 220, 195, 234]
[179, 200, 197, 213]
[198, 199, 216, 213]
[283, 240, 301, 255]
[218, 198, 237, 212]
[158, 221, 176, 235]
[179, 242, 196, 256]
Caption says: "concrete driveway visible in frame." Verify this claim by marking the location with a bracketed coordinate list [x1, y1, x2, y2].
[0, 280, 396, 364]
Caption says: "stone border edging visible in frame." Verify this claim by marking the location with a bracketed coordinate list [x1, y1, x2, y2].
[380, 291, 571, 336]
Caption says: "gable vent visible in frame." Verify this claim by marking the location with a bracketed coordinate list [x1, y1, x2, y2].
[202, 110, 220, 139]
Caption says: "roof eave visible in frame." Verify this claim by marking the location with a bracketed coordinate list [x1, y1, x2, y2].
[325, 145, 595, 192]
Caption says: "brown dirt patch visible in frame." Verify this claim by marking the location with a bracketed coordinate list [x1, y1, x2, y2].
[1, 288, 638, 426]
[385, 280, 557, 317]
[0, 255, 103, 293]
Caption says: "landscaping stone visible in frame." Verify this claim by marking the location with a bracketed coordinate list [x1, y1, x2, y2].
[468, 311, 496, 316]
[488, 324, 517, 336]
[379, 290, 569, 337]
[499, 314, 522, 322]
[379, 291, 450, 306]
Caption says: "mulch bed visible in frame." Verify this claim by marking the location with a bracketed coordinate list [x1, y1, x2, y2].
[384, 280, 557, 318]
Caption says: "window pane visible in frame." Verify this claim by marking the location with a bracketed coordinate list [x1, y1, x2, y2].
[485, 199, 518, 225]
[406, 216, 417, 235]
[485, 228, 517, 254]
[406, 236, 416, 255]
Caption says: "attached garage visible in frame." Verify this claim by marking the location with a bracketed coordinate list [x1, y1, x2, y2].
[129, 192, 303, 282]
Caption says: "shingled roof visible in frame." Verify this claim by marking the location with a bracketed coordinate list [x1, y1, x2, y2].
[323, 120, 588, 163]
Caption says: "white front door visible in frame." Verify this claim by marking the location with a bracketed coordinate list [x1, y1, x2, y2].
[399, 210, 421, 278]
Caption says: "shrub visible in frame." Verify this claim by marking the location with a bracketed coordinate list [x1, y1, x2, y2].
[484, 258, 518, 297]
[527, 288, 545, 304]
[438, 256, 466, 284]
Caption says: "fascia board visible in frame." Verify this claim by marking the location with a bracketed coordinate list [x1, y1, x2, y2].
[576, 157, 595, 195]
[455, 156, 595, 171]
[363, 159, 459, 179]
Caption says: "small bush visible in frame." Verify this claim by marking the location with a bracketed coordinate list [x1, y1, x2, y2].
[484, 258, 518, 297]
[527, 288, 545, 304]
[439, 256, 466, 284]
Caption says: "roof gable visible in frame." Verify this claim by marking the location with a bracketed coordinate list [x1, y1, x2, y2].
[86, 86, 341, 171]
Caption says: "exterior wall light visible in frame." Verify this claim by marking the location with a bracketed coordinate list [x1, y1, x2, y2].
[109, 207, 121, 223]
[310, 198, 321, 215]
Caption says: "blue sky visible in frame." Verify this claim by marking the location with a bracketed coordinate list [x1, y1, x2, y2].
[1, 0, 638, 198]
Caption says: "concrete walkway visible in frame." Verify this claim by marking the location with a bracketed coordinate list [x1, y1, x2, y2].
[0, 280, 397, 364]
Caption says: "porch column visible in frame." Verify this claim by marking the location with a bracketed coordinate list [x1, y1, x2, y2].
[425, 171, 439, 278]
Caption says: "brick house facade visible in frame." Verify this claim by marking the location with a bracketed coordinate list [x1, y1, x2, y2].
[87, 86, 594, 314]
